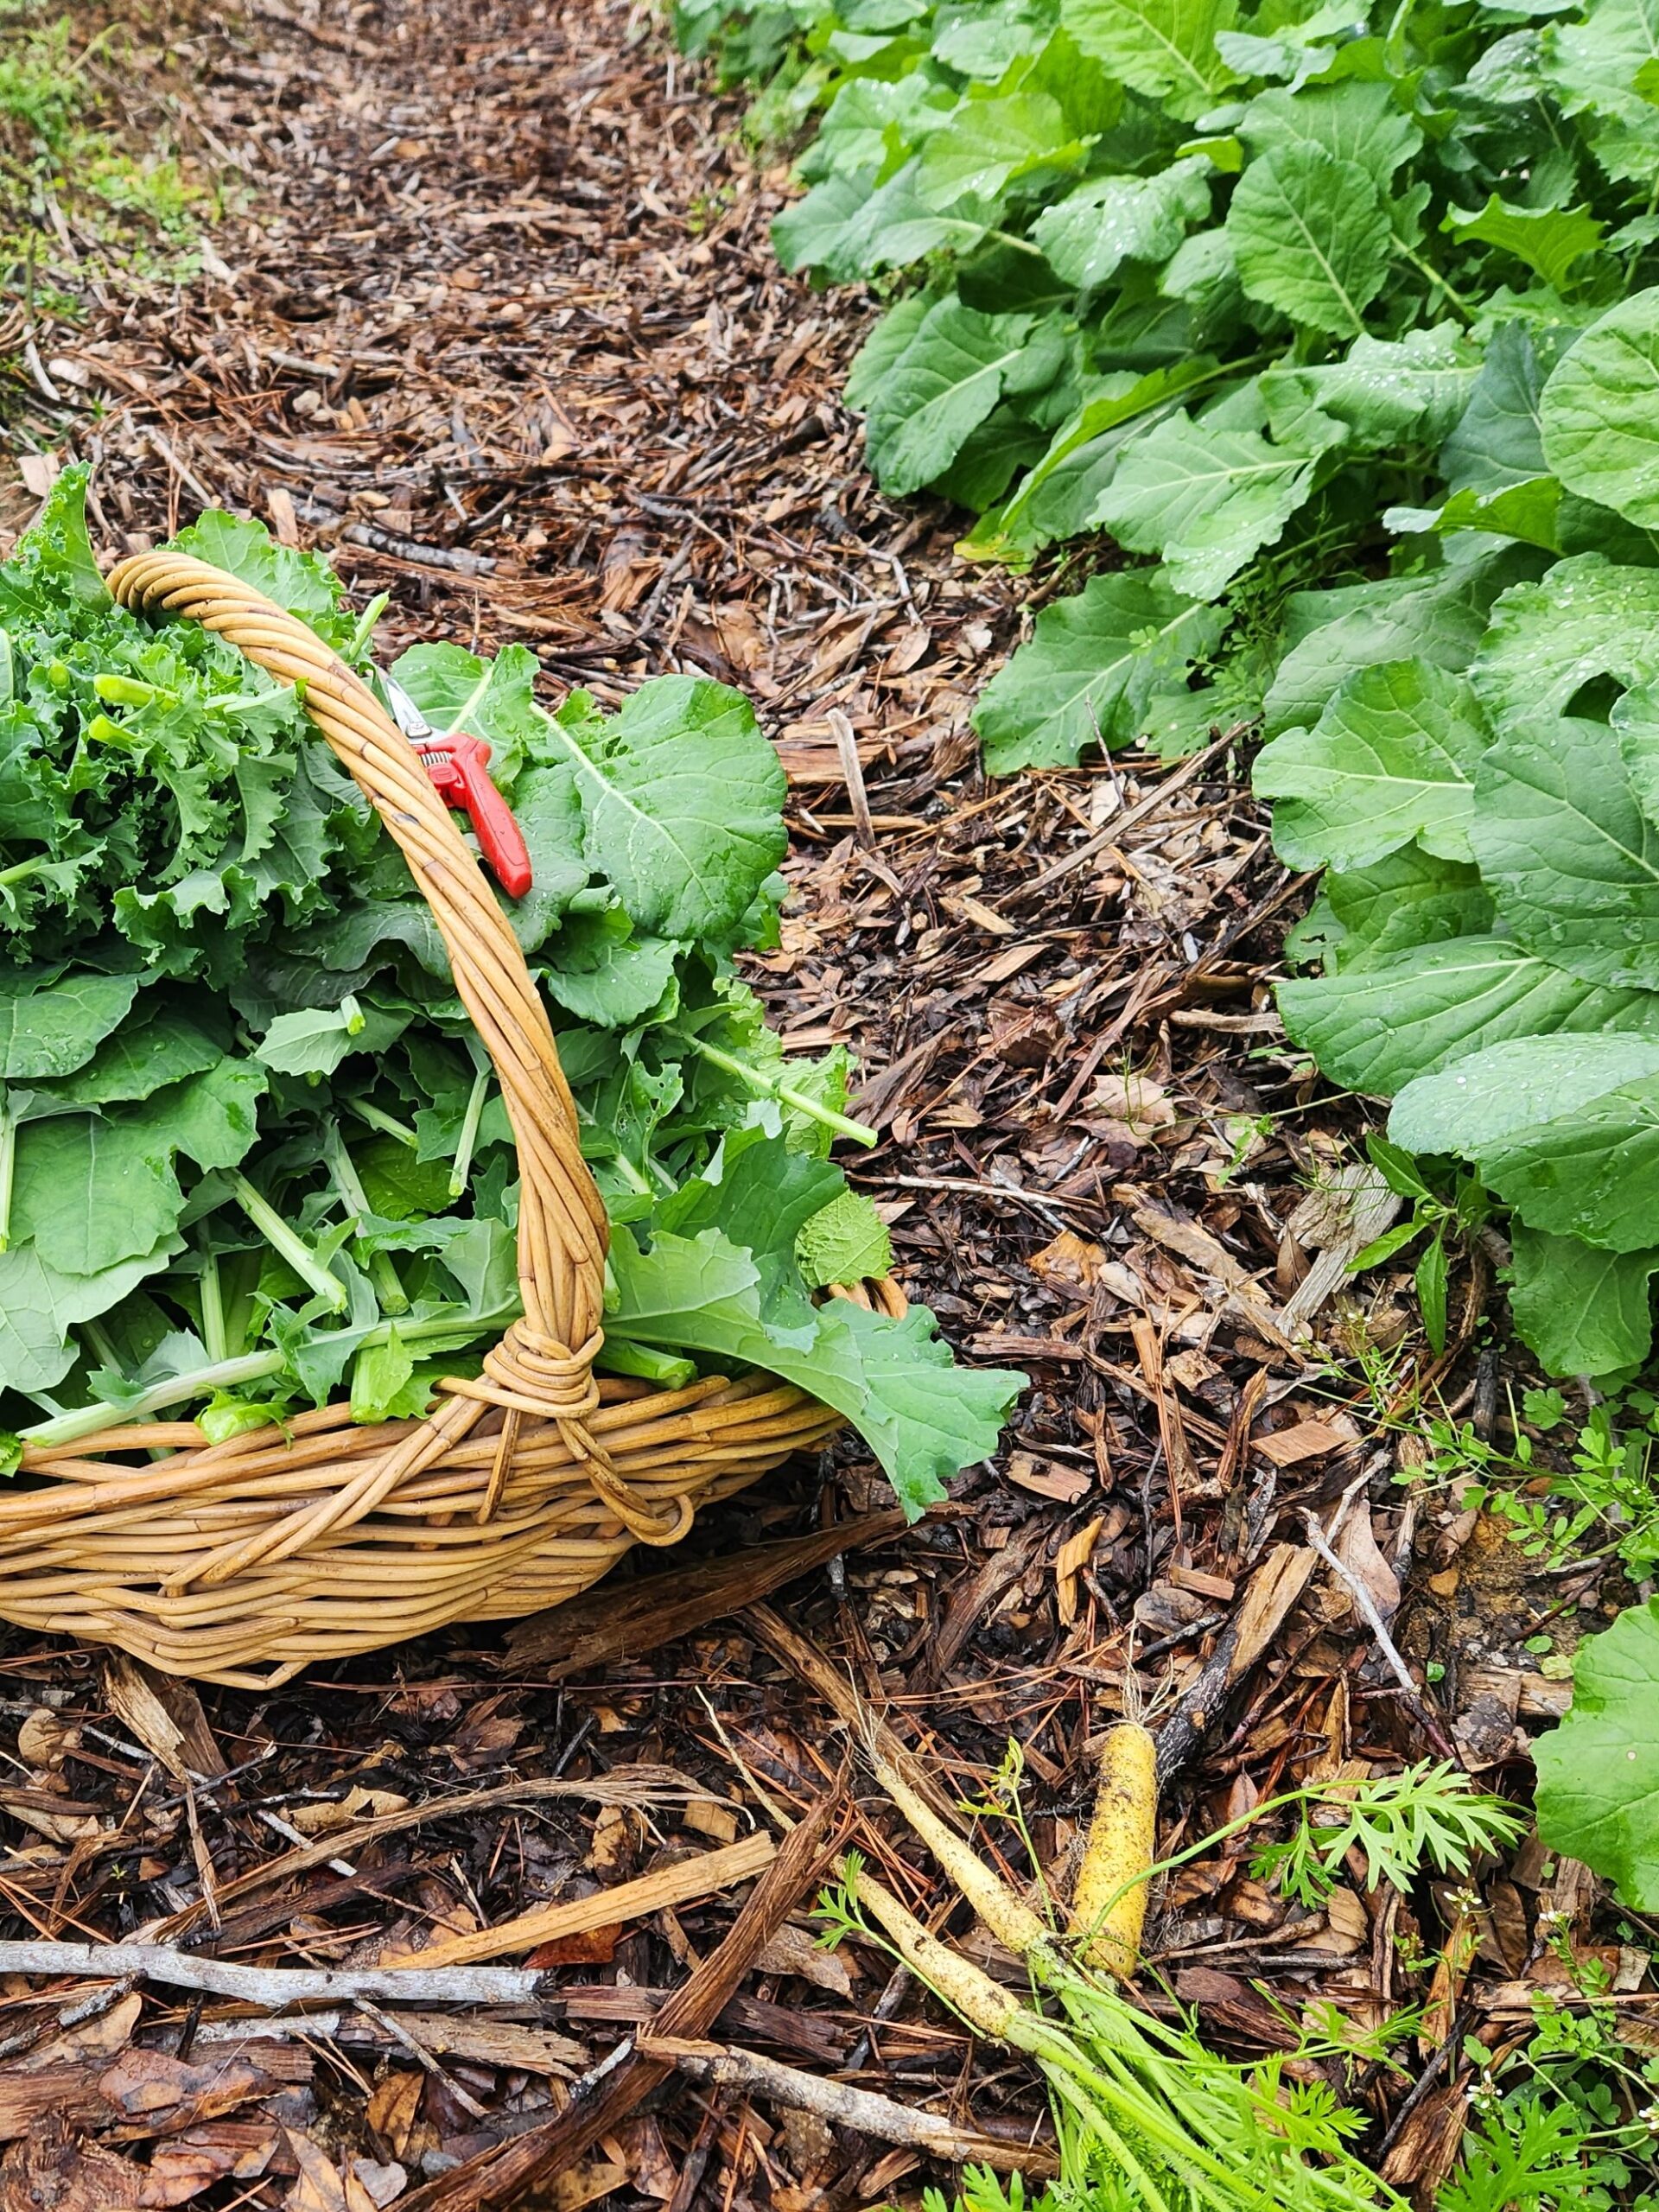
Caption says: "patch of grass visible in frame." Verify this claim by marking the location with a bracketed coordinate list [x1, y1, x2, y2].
[0, 16, 83, 149]
[0, 10, 210, 381]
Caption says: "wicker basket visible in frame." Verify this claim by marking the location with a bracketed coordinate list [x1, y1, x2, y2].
[0, 553, 883, 1688]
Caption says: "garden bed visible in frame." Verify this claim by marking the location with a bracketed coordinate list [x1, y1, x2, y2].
[0, 1, 1651, 2207]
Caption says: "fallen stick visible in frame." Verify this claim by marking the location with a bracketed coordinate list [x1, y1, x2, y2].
[505, 1509, 912, 1673]
[0, 1942, 542, 2008]
[1300, 1507, 1459, 1763]
[191, 2010, 586, 2073]
[380, 1830, 776, 1969]
[293, 495, 497, 574]
[647, 2037, 1057, 2177]
[1025, 729, 1243, 894]
[395, 1783, 848, 2212]
[1154, 1541, 1317, 1783]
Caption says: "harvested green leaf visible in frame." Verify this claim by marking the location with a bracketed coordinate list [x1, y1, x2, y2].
[0, 491, 1015, 1516]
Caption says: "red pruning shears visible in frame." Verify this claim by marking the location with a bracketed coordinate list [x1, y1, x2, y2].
[381, 674, 533, 900]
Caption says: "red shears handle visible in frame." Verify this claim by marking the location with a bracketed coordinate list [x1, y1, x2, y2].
[414, 734, 533, 900]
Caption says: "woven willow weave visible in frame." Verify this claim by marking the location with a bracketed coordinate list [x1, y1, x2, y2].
[0, 554, 887, 1687]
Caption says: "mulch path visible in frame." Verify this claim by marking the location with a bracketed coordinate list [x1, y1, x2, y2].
[0, 1, 1628, 2206]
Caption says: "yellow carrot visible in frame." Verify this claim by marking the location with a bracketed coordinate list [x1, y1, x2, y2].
[1071, 1720, 1158, 1978]
[864, 1735, 1052, 1962]
[849, 1862, 1024, 2042]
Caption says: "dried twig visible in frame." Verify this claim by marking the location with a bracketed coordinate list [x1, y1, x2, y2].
[380, 1830, 774, 1968]
[827, 705, 876, 847]
[1024, 729, 1243, 894]
[0, 1941, 544, 2007]
[1301, 1510, 1459, 1762]
[504, 1509, 912, 1671]
[649, 2037, 1056, 2176]
[1155, 1543, 1318, 1783]
[151, 1764, 714, 1942]
[745, 1602, 969, 1834]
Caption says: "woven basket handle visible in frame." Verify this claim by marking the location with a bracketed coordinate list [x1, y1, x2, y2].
[108, 551, 609, 1357]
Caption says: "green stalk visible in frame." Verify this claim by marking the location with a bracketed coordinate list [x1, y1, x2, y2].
[92, 672, 175, 709]
[321, 1120, 410, 1315]
[686, 1036, 877, 1147]
[449, 1062, 491, 1198]
[1011, 2015, 1237, 2207]
[199, 1247, 228, 1364]
[348, 589, 390, 662]
[1389, 232, 1477, 321]
[226, 1169, 349, 1315]
[606, 1144, 652, 1196]
[21, 1299, 523, 1452]
[852, 1865, 1344, 2212]
[80, 1315, 122, 1377]
[0, 1087, 14, 1254]
[983, 226, 1054, 257]
[595, 1338, 697, 1389]
[1013, 2018, 1181, 2212]
[343, 1094, 420, 1147]
[1015, 2006, 1382, 2212]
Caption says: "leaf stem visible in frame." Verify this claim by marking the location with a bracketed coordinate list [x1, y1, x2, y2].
[225, 1169, 349, 1315]
[0, 1089, 14, 1254]
[342, 1094, 420, 1147]
[80, 1314, 122, 1377]
[1389, 232, 1476, 321]
[602, 1142, 652, 1196]
[321, 1120, 410, 1315]
[200, 1246, 227, 1364]
[20, 1300, 523, 1451]
[983, 226, 1051, 257]
[687, 1036, 877, 1147]
[449, 1062, 492, 1198]
[348, 589, 390, 662]
[596, 1337, 698, 1388]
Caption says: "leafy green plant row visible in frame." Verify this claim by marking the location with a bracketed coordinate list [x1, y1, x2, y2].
[680, 0, 1659, 1923]
[679, 0, 1659, 1391]
[0, 471, 1020, 1513]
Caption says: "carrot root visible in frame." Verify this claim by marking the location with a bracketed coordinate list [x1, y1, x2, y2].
[1071, 1721, 1158, 1978]
[864, 1735, 1052, 1962]
[849, 1860, 1020, 2043]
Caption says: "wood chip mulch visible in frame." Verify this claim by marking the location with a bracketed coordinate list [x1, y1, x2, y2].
[0, 1, 1636, 2206]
